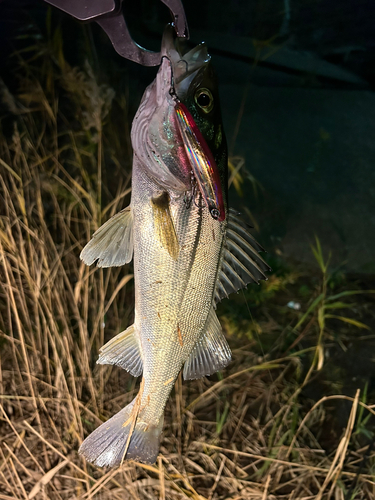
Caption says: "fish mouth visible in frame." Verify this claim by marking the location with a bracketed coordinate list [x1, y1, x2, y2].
[161, 24, 211, 98]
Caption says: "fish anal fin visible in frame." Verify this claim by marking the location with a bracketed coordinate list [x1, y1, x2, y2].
[183, 308, 231, 380]
[97, 324, 143, 377]
[151, 192, 179, 261]
[80, 206, 133, 268]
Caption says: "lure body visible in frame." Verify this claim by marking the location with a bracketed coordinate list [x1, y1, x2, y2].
[175, 101, 225, 220]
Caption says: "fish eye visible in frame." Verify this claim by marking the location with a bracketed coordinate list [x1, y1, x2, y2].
[195, 88, 214, 113]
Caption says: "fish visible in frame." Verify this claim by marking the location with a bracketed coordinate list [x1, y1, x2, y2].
[78, 25, 270, 467]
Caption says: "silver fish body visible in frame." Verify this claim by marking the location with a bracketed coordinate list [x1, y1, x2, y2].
[79, 27, 269, 467]
[132, 154, 224, 415]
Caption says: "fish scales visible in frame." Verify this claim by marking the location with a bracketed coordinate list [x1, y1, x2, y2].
[132, 156, 224, 425]
[78, 25, 269, 467]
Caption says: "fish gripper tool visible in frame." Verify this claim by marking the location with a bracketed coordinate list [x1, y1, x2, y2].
[44, 0, 189, 66]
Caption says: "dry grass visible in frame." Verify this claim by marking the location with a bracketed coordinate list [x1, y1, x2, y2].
[1, 29, 375, 500]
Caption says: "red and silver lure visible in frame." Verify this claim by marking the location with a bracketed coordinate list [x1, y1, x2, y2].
[174, 100, 225, 222]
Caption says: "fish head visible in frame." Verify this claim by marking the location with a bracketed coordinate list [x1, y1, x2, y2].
[131, 25, 227, 203]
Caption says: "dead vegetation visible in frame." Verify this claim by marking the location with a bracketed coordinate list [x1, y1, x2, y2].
[1, 24, 375, 500]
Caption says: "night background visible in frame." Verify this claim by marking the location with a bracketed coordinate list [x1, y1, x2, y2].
[1, 0, 375, 498]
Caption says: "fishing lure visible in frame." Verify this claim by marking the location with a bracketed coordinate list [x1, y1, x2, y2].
[164, 54, 225, 221]
[174, 100, 225, 221]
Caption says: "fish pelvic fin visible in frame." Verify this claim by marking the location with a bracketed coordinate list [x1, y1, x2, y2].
[79, 395, 164, 467]
[151, 192, 179, 261]
[97, 324, 143, 377]
[80, 206, 133, 267]
[214, 208, 271, 304]
[183, 308, 231, 380]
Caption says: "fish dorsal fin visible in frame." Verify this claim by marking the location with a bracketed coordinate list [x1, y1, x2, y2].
[80, 207, 133, 268]
[151, 192, 179, 261]
[215, 208, 271, 304]
[97, 324, 143, 377]
[183, 308, 231, 380]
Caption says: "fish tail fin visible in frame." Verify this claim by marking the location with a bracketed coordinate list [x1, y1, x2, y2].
[79, 399, 163, 467]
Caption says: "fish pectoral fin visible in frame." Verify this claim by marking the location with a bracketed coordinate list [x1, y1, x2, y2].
[97, 324, 143, 377]
[214, 208, 271, 304]
[151, 192, 179, 261]
[183, 308, 231, 380]
[80, 206, 133, 267]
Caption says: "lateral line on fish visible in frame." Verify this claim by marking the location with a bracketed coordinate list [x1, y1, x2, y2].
[183, 203, 203, 285]
[120, 377, 145, 466]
